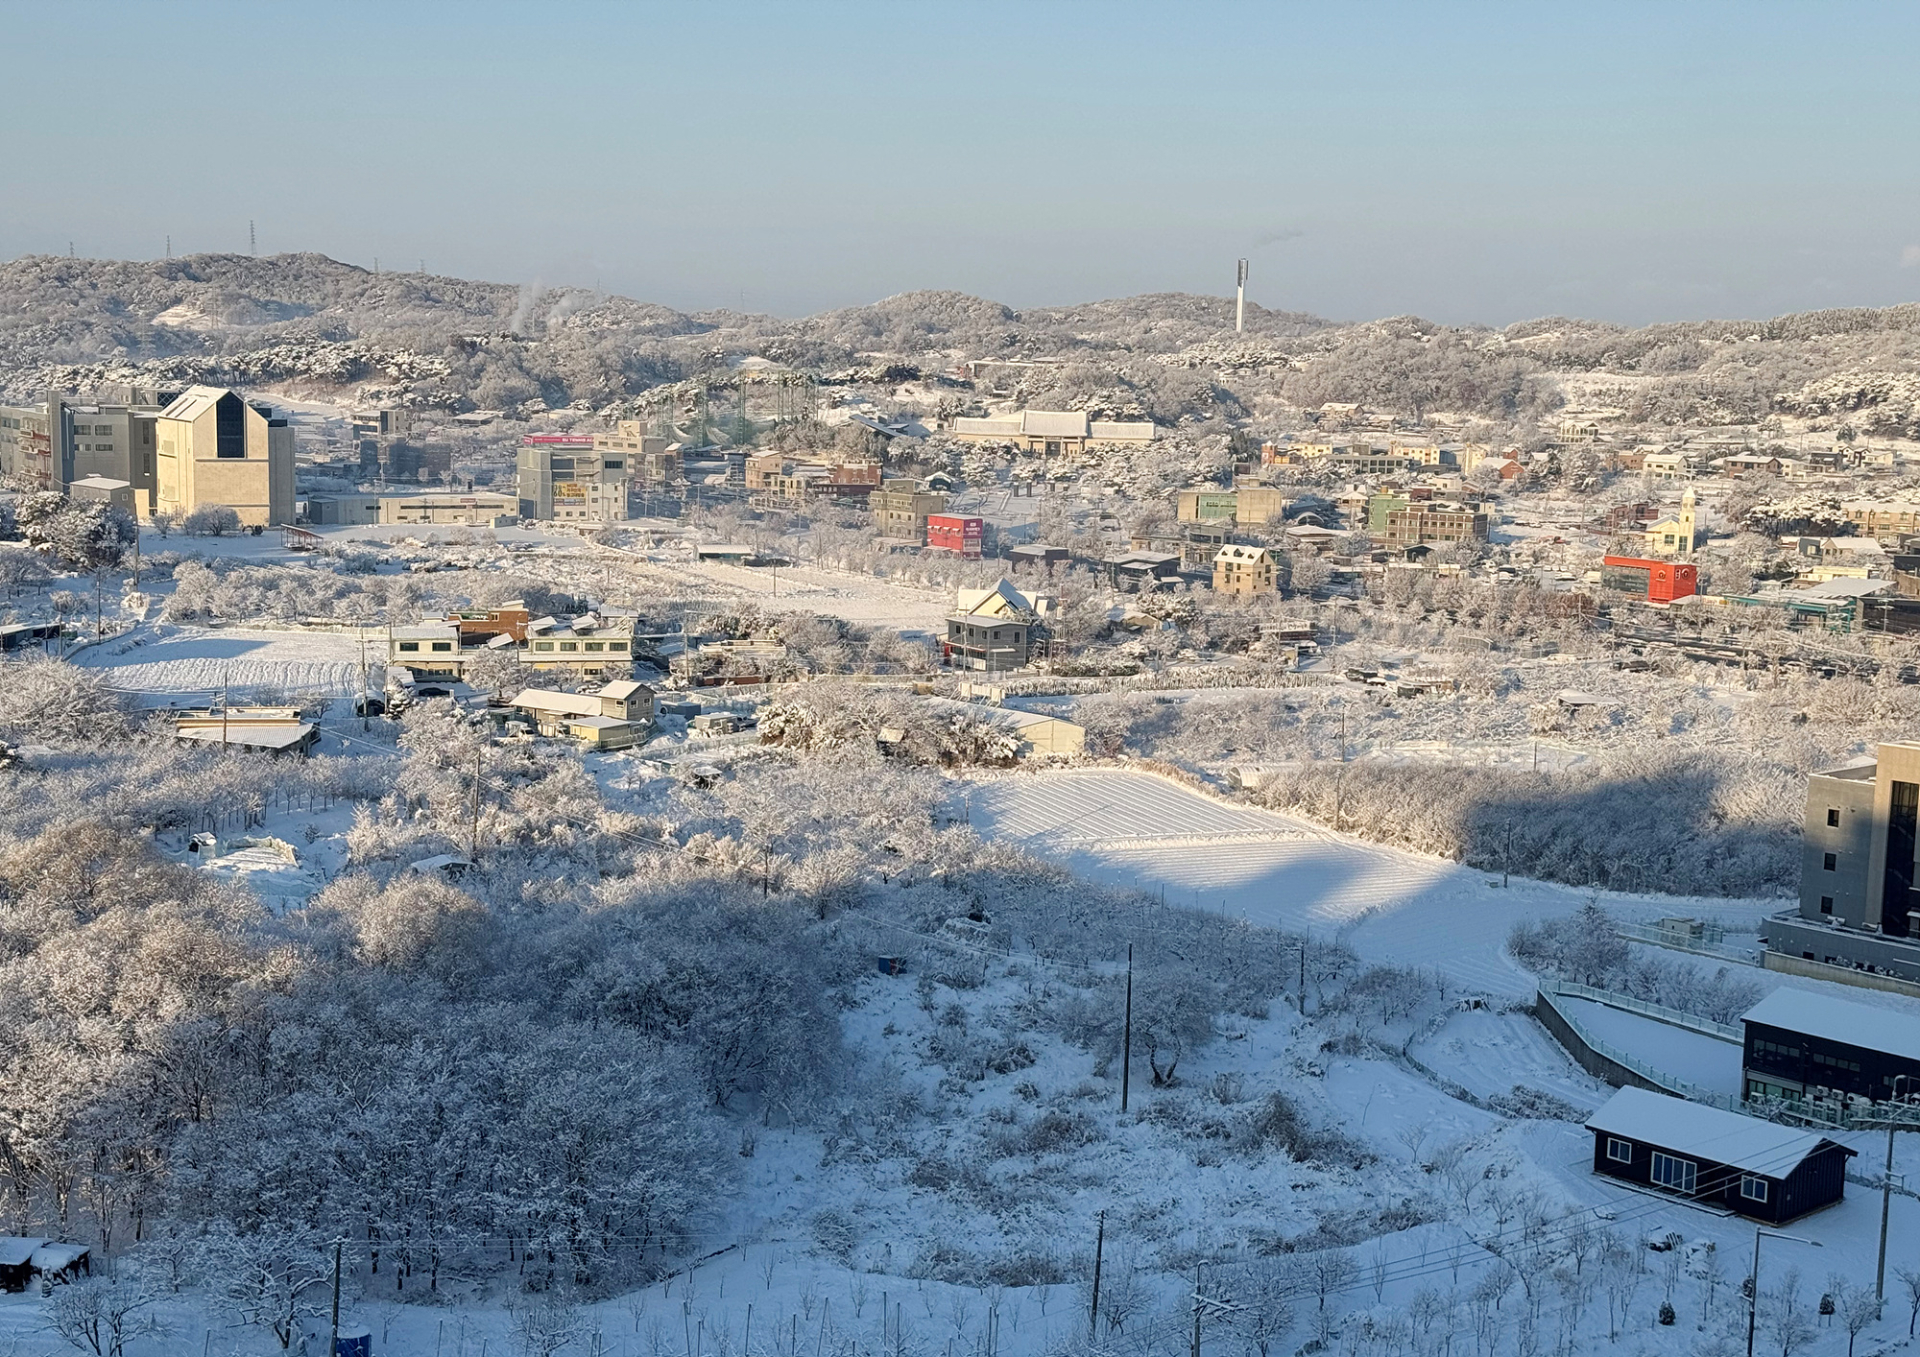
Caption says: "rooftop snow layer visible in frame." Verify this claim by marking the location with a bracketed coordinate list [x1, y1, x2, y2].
[1584, 1087, 1840, 1176]
[1741, 987, 1920, 1062]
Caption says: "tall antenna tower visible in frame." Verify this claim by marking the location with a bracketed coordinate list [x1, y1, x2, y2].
[1235, 259, 1248, 333]
[250, 220, 256, 256]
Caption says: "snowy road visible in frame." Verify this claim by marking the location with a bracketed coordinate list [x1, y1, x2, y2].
[966, 769, 1781, 999]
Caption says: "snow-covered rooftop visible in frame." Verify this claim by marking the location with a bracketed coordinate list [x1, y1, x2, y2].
[1741, 987, 1920, 1062]
[1584, 1087, 1840, 1176]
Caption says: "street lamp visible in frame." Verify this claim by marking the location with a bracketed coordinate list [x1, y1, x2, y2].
[1749, 1229, 1823, 1357]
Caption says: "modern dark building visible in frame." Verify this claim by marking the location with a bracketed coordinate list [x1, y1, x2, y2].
[1767, 745, 1920, 982]
[1741, 988, 1920, 1108]
[1585, 1087, 1855, 1224]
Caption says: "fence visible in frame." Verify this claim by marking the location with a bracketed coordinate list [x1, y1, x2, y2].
[1545, 979, 1742, 1042]
[1532, 985, 1743, 1112]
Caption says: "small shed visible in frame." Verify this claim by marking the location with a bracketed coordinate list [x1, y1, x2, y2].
[28, 1242, 91, 1284]
[0, 1237, 45, 1292]
[1584, 1087, 1854, 1224]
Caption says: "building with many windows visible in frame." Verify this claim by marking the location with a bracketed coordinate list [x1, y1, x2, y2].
[1768, 743, 1920, 983]
[1740, 988, 1920, 1109]
[516, 437, 630, 522]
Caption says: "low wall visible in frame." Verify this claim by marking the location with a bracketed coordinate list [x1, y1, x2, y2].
[1532, 989, 1670, 1094]
[1761, 947, 1920, 999]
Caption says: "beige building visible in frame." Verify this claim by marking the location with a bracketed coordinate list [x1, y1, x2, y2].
[596, 421, 679, 484]
[153, 386, 294, 526]
[949, 409, 1157, 455]
[377, 491, 519, 526]
[871, 479, 947, 541]
[1382, 504, 1488, 547]
[1213, 544, 1280, 596]
[508, 680, 654, 750]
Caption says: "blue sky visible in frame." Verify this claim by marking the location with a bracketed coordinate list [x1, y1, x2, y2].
[4, 1, 1917, 325]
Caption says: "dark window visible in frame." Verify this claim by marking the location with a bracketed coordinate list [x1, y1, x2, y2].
[214, 392, 246, 458]
[1824, 853, 1838, 871]
[1884, 780, 1919, 937]
[1606, 1137, 1632, 1164]
[1741, 1175, 1769, 1202]
[1820, 896, 1834, 914]
[1828, 808, 1841, 827]
[1650, 1153, 1696, 1194]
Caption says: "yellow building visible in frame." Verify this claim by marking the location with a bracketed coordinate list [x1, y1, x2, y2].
[152, 386, 294, 526]
[1642, 488, 1704, 557]
[1213, 544, 1279, 596]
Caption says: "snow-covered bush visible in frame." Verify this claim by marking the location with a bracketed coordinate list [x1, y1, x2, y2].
[182, 504, 242, 537]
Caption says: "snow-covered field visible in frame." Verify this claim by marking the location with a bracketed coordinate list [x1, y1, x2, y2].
[964, 769, 1780, 999]
[71, 624, 371, 699]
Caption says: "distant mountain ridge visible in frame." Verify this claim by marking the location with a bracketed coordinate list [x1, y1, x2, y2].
[5, 252, 1920, 434]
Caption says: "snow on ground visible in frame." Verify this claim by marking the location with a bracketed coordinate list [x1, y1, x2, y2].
[641, 556, 954, 635]
[964, 769, 1781, 999]
[72, 624, 371, 700]
[1556, 997, 1745, 1097]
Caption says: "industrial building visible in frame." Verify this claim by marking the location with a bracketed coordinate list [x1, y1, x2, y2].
[1599, 555, 1698, 604]
[153, 387, 296, 527]
[377, 491, 518, 526]
[1583, 1087, 1853, 1224]
[595, 421, 679, 484]
[516, 435, 630, 522]
[948, 409, 1157, 455]
[1741, 988, 1920, 1108]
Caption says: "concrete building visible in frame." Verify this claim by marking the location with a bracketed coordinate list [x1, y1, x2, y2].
[516, 437, 629, 522]
[871, 479, 947, 542]
[153, 387, 295, 527]
[1213, 544, 1280, 596]
[1381, 503, 1488, 548]
[0, 394, 171, 503]
[1843, 500, 1920, 543]
[943, 580, 1050, 672]
[522, 614, 638, 677]
[1767, 744, 1920, 984]
[387, 624, 466, 679]
[377, 491, 518, 526]
[1177, 489, 1239, 524]
[595, 421, 679, 484]
[949, 410, 1157, 455]
[68, 476, 135, 514]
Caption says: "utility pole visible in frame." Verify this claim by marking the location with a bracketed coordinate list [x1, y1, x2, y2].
[1504, 820, 1513, 888]
[249, 220, 256, 256]
[221, 680, 229, 751]
[1878, 1121, 1895, 1302]
[1121, 946, 1134, 1113]
[1089, 1211, 1105, 1340]
[1298, 937, 1308, 1015]
[329, 1239, 342, 1357]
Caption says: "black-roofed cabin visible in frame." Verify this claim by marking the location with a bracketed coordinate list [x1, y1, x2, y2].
[1585, 1087, 1856, 1225]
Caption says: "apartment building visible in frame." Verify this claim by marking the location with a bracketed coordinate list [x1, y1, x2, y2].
[1381, 503, 1488, 547]
[153, 386, 296, 526]
[0, 392, 172, 504]
[871, 479, 947, 542]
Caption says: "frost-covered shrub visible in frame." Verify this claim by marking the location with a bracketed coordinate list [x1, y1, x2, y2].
[810, 1209, 857, 1264]
[182, 504, 242, 537]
